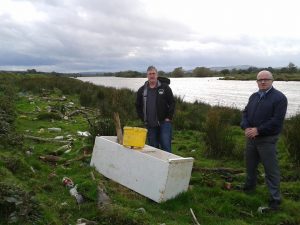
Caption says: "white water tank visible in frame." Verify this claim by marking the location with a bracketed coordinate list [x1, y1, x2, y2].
[90, 136, 194, 203]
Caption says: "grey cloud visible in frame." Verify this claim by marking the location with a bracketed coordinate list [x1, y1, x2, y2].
[0, 0, 299, 72]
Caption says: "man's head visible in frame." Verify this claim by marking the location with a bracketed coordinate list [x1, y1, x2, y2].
[257, 70, 273, 91]
[147, 66, 158, 85]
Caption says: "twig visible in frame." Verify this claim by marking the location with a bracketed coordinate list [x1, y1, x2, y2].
[63, 154, 91, 165]
[190, 208, 201, 225]
[193, 167, 244, 174]
[239, 210, 254, 217]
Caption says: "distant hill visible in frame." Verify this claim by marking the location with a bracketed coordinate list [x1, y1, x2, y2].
[209, 65, 254, 71]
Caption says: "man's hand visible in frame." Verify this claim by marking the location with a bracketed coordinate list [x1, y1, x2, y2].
[165, 118, 171, 122]
[245, 127, 259, 139]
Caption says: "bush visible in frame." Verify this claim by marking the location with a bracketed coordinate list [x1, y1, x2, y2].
[203, 108, 235, 158]
[283, 114, 300, 166]
[0, 182, 41, 224]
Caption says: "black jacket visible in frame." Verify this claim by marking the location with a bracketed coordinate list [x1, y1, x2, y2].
[136, 80, 175, 124]
[241, 87, 287, 136]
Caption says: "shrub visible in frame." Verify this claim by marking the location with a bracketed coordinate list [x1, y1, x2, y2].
[203, 108, 235, 158]
[283, 113, 300, 166]
[0, 182, 41, 224]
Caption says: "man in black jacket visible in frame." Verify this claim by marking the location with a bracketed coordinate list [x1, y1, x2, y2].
[136, 66, 175, 152]
[241, 70, 288, 211]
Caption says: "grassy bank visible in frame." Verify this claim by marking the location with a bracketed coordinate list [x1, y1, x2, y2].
[1, 74, 300, 225]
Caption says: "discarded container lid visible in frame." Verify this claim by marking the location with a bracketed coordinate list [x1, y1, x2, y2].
[62, 177, 74, 188]
[123, 127, 147, 149]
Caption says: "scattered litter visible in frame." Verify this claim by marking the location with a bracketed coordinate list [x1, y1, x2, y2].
[76, 218, 98, 225]
[48, 172, 57, 179]
[30, 166, 36, 173]
[257, 206, 271, 214]
[19, 115, 27, 119]
[62, 177, 84, 204]
[39, 155, 61, 163]
[135, 207, 146, 214]
[61, 202, 68, 206]
[64, 149, 72, 154]
[191, 149, 196, 152]
[25, 129, 30, 133]
[46, 106, 52, 112]
[26, 151, 33, 156]
[48, 127, 62, 132]
[30, 101, 35, 105]
[97, 186, 111, 208]
[38, 128, 45, 133]
[64, 116, 69, 120]
[190, 208, 201, 225]
[90, 171, 96, 180]
[35, 106, 41, 112]
[223, 182, 232, 190]
[77, 131, 91, 137]
[54, 136, 64, 140]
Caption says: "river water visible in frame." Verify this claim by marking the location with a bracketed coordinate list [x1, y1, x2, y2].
[77, 77, 300, 118]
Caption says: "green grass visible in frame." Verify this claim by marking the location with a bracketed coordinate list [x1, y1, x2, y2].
[1, 79, 300, 225]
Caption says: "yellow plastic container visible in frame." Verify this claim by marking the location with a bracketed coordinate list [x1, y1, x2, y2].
[123, 127, 147, 149]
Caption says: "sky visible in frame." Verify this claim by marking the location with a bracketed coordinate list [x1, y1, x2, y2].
[1, 0, 300, 72]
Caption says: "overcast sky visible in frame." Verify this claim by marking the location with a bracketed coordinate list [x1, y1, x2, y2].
[1, 0, 300, 72]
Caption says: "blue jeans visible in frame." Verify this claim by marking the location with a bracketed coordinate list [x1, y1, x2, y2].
[147, 121, 172, 152]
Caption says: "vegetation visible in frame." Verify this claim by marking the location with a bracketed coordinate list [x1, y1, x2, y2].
[0, 73, 300, 225]
[283, 114, 300, 166]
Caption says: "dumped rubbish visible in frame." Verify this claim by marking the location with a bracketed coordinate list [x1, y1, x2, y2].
[38, 128, 45, 133]
[62, 177, 84, 204]
[91, 136, 194, 203]
[223, 182, 232, 190]
[54, 136, 64, 140]
[257, 206, 271, 214]
[48, 127, 62, 132]
[39, 155, 61, 163]
[190, 208, 201, 225]
[97, 185, 111, 209]
[76, 218, 98, 225]
[77, 131, 91, 137]
[135, 207, 146, 214]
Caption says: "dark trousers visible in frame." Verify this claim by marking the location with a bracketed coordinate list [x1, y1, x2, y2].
[147, 121, 172, 152]
[245, 135, 281, 201]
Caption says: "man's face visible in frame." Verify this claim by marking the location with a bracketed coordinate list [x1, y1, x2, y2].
[256, 72, 273, 91]
[147, 69, 158, 84]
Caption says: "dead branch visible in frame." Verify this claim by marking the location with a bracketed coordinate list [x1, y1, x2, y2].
[63, 154, 91, 165]
[39, 155, 61, 163]
[193, 167, 244, 174]
[23, 134, 71, 144]
[190, 208, 201, 225]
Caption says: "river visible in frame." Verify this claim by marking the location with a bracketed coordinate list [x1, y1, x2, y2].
[77, 77, 300, 118]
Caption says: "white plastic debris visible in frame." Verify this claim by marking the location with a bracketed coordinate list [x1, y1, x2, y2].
[54, 136, 64, 140]
[48, 127, 62, 132]
[77, 131, 91, 137]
